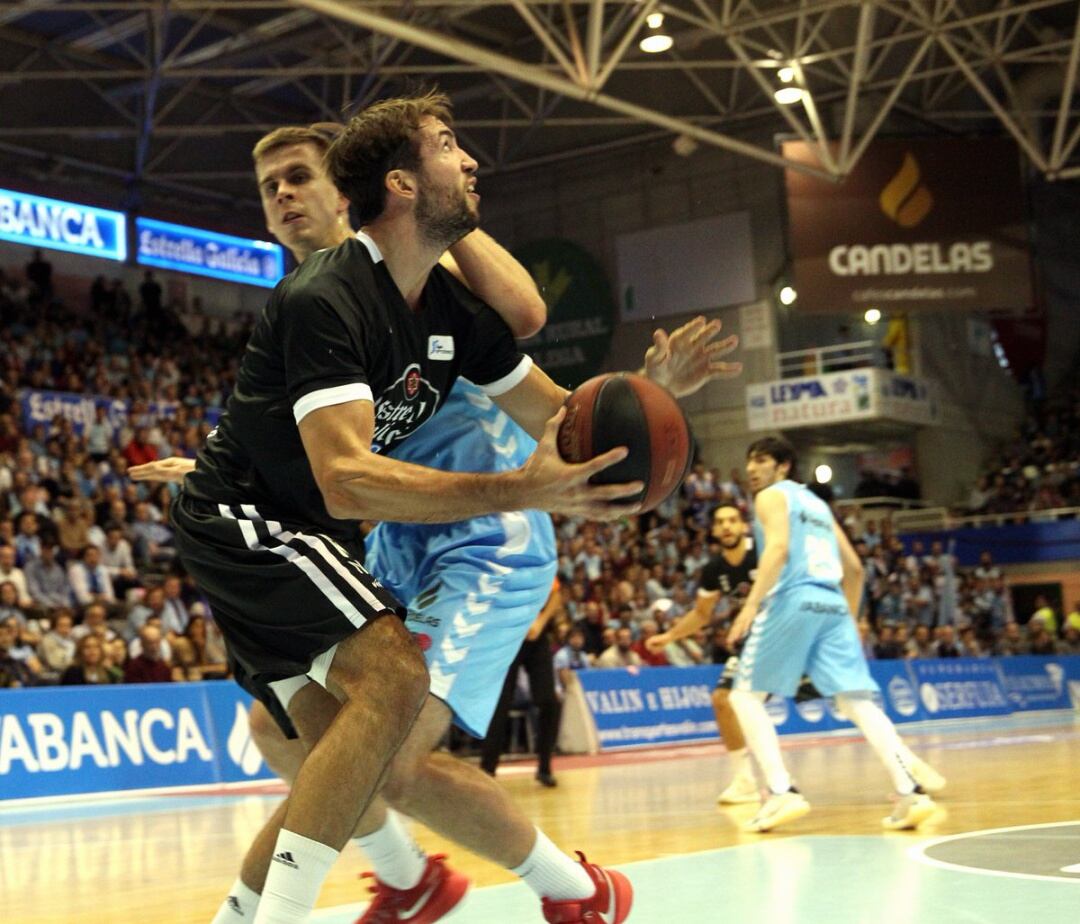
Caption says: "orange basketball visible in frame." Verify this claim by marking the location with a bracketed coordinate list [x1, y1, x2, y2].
[557, 373, 693, 512]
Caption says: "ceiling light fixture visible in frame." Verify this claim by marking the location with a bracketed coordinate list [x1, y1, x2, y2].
[640, 12, 673, 53]
[774, 86, 804, 104]
[778, 65, 795, 83]
[779, 285, 797, 305]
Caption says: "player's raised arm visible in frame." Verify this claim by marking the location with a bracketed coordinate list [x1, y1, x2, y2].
[727, 488, 790, 647]
[833, 518, 866, 622]
[440, 230, 547, 338]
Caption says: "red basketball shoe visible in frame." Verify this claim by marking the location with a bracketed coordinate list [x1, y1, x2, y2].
[540, 853, 633, 924]
[354, 854, 469, 923]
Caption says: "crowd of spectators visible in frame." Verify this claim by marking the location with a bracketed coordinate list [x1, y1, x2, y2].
[0, 256, 240, 689]
[0, 255, 1078, 697]
[963, 373, 1080, 517]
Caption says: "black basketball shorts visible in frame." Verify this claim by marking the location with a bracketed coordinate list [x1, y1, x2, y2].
[172, 492, 405, 737]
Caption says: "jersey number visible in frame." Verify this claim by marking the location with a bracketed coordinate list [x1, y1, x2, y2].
[805, 535, 842, 581]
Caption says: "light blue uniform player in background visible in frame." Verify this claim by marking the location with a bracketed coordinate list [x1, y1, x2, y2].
[366, 378, 557, 741]
[726, 436, 945, 834]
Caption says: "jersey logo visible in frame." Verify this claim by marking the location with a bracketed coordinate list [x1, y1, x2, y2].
[372, 363, 441, 453]
[427, 335, 455, 360]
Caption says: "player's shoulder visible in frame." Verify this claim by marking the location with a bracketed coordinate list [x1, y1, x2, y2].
[275, 240, 382, 317]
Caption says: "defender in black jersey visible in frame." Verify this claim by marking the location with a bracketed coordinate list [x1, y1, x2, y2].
[648, 504, 761, 803]
[170, 92, 741, 923]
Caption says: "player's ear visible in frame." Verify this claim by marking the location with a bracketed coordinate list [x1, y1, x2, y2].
[385, 168, 417, 201]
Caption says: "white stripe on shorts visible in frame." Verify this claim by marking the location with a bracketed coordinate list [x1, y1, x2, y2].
[218, 503, 368, 627]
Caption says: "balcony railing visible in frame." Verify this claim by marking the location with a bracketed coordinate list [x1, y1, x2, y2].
[777, 340, 880, 379]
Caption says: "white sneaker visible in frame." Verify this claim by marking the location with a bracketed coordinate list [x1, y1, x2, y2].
[907, 755, 946, 794]
[743, 790, 810, 832]
[883, 792, 936, 830]
[717, 774, 760, 805]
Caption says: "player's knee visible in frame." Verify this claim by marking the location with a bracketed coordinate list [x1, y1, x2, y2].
[335, 617, 429, 711]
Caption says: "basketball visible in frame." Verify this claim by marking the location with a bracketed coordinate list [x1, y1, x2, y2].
[557, 372, 694, 512]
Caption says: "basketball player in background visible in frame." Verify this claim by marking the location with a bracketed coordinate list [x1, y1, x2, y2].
[726, 437, 944, 833]
[646, 503, 759, 804]
[134, 98, 741, 924]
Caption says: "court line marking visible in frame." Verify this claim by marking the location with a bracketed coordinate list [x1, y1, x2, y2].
[909, 820, 1080, 884]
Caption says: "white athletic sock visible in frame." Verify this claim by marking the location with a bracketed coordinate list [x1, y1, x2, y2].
[353, 809, 427, 890]
[836, 694, 916, 795]
[253, 829, 340, 924]
[211, 878, 260, 922]
[729, 747, 754, 780]
[729, 690, 792, 795]
[511, 828, 595, 901]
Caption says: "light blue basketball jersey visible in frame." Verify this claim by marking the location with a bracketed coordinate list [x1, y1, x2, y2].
[738, 480, 875, 697]
[752, 480, 843, 599]
[369, 377, 557, 589]
[364, 379, 557, 736]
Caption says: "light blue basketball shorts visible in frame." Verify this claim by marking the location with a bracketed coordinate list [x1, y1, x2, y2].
[365, 510, 557, 738]
[734, 587, 878, 698]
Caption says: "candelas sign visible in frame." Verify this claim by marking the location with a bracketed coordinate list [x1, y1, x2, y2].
[784, 138, 1033, 313]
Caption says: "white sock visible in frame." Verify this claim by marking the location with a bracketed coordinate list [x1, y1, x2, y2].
[253, 829, 340, 924]
[729, 747, 754, 780]
[836, 694, 916, 795]
[353, 810, 427, 890]
[729, 690, 792, 795]
[511, 828, 595, 901]
[212, 878, 260, 922]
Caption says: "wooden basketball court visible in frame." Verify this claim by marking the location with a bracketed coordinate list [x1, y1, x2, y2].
[3, 712, 1078, 923]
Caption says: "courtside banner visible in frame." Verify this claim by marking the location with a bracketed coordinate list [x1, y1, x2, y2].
[136, 217, 285, 288]
[576, 665, 723, 750]
[0, 682, 274, 801]
[907, 658, 1011, 720]
[19, 388, 221, 437]
[784, 138, 1033, 313]
[996, 656, 1073, 711]
[0, 187, 126, 261]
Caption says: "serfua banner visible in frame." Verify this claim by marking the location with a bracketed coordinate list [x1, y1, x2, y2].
[783, 138, 1033, 313]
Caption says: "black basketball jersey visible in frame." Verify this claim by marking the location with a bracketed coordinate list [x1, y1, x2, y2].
[698, 543, 758, 601]
[185, 232, 528, 539]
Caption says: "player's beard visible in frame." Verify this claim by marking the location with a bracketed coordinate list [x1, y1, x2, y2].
[415, 177, 478, 250]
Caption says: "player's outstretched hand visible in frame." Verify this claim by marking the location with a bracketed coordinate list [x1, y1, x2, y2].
[645, 633, 671, 654]
[129, 457, 195, 483]
[518, 407, 643, 521]
[643, 316, 741, 398]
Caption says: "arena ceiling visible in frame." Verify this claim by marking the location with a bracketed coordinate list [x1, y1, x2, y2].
[1, 0, 1078, 218]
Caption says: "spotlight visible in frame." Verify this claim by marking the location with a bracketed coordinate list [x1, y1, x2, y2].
[779, 285, 797, 305]
[778, 66, 795, 83]
[774, 86, 804, 104]
[864, 307, 882, 325]
[640, 11, 673, 53]
[640, 33, 673, 53]
[814, 464, 833, 484]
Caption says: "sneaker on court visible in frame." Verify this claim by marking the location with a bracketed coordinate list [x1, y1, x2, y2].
[743, 789, 811, 833]
[540, 852, 633, 924]
[907, 755, 946, 794]
[355, 854, 469, 923]
[717, 773, 760, 805]
[882, 792, 936, 830]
